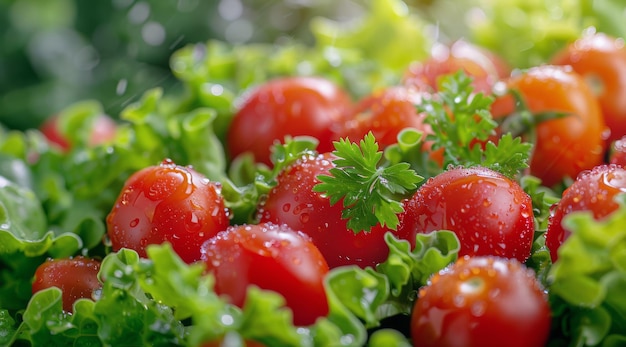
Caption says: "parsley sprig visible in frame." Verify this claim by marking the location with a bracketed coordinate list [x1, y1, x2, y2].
[419, 71, 532, 178]
[313, 132, 422, 233]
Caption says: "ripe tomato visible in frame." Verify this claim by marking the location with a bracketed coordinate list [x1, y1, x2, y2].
[551, 30, 626, 142]
[490, 65, 608, 187]
[545, 164, 626, 262]
[403, 40, 506, 95]
[398, 166, 535, 262]
[200, 222, 329, 326]
[39, 114, 117, 152]
[226, 76, 352, 166]
[340, 86, 436, 153]
[32, 256, 102, 313]
[258, 153, 411, 269]
[410, 256, 551, 347]
[106, 159, 230, 264]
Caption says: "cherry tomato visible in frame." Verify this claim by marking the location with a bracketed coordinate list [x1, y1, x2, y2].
[106, 159, 230, 264]
[200, 222, 329, 326]
[32, 256, 102, 313]
[39, 114, 117, 152]
[552, 30, 626, 142]
[258, 153, 411, 269]
[609, 135, 626, 167]
[490, 65, 608, 187]
[398, 166, 535, 262]
[340, 86, 441, 163]
[411, 256, 551, 347]
[226, 76, 352, 166]
[403, 40, 505, 95]
[545, 164, 626, 262]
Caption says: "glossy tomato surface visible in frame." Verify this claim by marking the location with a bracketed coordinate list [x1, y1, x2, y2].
[258, 153, 410, 269]
[106, 159, 230, 264]
[398, 166, 534, 262]
[341, 86, 432, 148]
[411, 256, 551, 347]
[226, 76, 352, 166]
[490, 65, 608, 187]
[545, 164, 626, 262]
[200, 222, 329, 326]
[403, 40, 505, 95]
[552, 30, 626, 142]
[32, 256, 102, 313]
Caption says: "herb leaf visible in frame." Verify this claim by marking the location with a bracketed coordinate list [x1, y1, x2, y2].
[418, 71, 532, 178]
[313, 132, 422, 233]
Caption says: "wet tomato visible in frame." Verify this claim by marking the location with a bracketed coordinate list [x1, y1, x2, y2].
[32, 256, 102, 313]
[552, 30, 626, 142]
[411, 256, 551, 347]
[403, 40, 506, 95]
[340, 86, 438, 159]
[106, 159, 230, 264]
[545, 164, 626, 262]
[490, 65, 608, 187]
[200, 222, 329, 326]
[398, 166, 534, 262]
[258, 153, 411, 269]
[226, 76, 352, 166]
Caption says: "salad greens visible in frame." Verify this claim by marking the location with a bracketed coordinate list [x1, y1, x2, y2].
[0, 0, 625, 346]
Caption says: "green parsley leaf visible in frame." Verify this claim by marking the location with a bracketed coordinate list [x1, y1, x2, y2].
[313, 132, 422, 233]
[418, 71, 532, 178]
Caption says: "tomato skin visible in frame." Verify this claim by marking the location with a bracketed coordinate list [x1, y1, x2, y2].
[411, 256, 551, 347]
[32, 256, 102, 313]
[545, 164, 626, 262]
[200, 222, 329, 326]
[341, 86, 433, 149]
[403, 40, 504, 94]
[226, 76, 352, 166]
[552, 31, 626, 142]
[39, 114, 117, 152]
[398, 166, 534, 262]
[258, 153, 411, 269]
[106, 159, 230, 264]
[491, 65, 608, 187]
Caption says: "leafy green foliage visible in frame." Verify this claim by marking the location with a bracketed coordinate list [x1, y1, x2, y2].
[418, 71, 532, 178]
[548, 196, 626, 345]
[314, 132, 423, 233]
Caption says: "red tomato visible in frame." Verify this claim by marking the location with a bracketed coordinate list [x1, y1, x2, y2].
[200, 222, 329, 326]
[403, 40, 505, 95]
[106, 159, 230, 264]
[545, 164, 626, 262]
[398, 166, 535, 262]
[340, 86, 438, 156]
[609, 135, 626, 167]
[411, 256, 551, 347]
[258, 153, 411, 269]
[32, 256, 102, 313]
[226, 76, 352, 166]
[40, 114, 117, 152]
[490, 65, 608, 187]
[552, 30, 626, 142]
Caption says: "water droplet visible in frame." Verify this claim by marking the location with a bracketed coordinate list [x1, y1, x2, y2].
[299, 213, 310, 224]
[129, 218, 140, 228]
[471, 301, 487, 316]
[185, 212, 202, 233]
[282, 203, 291, 212]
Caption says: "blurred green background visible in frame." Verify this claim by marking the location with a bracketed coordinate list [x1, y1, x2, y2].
[2, 0, 623, 131]
[0, 0, 380, 131]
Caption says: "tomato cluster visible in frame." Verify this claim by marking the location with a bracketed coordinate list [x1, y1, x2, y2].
[31, 27, 626, 347]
